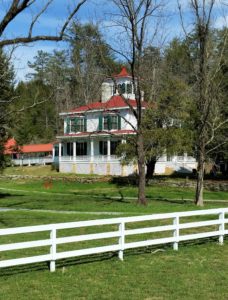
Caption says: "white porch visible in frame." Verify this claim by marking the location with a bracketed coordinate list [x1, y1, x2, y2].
[54, 137, 197, 176]
[54, 137, 132, 175]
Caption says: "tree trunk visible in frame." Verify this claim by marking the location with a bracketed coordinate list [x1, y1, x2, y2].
[146, 157, 156, 179]
[195, 150, 205, 206]
[137, 132, 146, 205]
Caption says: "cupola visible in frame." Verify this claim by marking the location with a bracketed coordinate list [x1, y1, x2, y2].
[101, 67, 137, 103]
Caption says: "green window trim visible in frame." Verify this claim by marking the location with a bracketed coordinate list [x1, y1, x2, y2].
[98, 114, 103, 131]
[118, 115, 121, 130]
[66, 117, 70, 134]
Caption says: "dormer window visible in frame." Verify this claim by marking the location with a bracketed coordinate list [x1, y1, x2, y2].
[127, 83, 133, 94]
[117, 83, 125, 94]
[117, 82, 133, 95]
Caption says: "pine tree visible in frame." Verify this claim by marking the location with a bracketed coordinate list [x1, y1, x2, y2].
[0, 49, 14, 170]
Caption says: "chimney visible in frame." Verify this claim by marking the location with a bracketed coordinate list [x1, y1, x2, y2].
[101, 82, 112, 103]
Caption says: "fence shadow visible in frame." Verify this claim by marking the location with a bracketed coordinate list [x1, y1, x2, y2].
[0, 236, 225, 277]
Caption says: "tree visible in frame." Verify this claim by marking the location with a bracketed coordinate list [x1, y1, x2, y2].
[13, 80, 55, 144]
[0, 50, 15, 169]
[117, 42, 192, 179]
[0, 0, 87, 169]
[68, 22, 120, 105]
[111, 0, 163, 205]
[0, 0, 87, 47]
[179, 0, 228, 205]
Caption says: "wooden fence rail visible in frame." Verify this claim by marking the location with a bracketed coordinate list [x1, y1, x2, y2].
[0, 208, 227, 272]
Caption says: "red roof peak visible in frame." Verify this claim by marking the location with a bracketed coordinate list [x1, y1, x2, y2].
[115, 67, 131, 78]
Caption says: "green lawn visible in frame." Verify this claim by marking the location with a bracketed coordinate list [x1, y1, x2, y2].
[0, 177, 227, 215]
[0, 174, 227, 299]
[0, 210, 227, 300]
[0, 216, 227, 299]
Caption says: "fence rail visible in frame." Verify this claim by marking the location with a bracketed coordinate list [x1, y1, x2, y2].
[0, 208, 227, 272]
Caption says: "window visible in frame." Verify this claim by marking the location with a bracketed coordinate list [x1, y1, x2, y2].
[118, 83, 125, 94]
[67, 143, 73, 156]
[103, 116, 109, 130]
[126, 83, 133, 94]
[99, 141, 107, 155]
[111, 141, 120, 155]
[71, 117, 87, 132]
[103, 115, 120, 130]
[76, 142, 87, 156]
[111, 115, 118, 130]
[76, 118, 86, 132]
[99, 140, 121, 155]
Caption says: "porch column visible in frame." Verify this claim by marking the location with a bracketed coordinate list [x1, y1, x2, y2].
[59, 142, 62, 162]
[73, 141, 76, 161]
[184, 152, 188, 162]
[107, 138, 111, 161]
[52, 145, 55, 161]
[90, 139, 94, 162]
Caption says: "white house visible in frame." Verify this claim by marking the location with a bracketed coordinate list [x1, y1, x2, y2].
[54, 67, 197, 175]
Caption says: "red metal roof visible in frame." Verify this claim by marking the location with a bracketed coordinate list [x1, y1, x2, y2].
[114, 67, 131, 78]
[4, 138, 53, 154]
[21, 144, 53, 153]
[4, 138, 18, 154]
[70, 95, 146, 113]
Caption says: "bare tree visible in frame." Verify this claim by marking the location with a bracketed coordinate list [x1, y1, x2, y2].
[0, 0, 87, 47]
[110, 0, 163, 205]
[179, 0, 228, 206]
[0, 0, 87, 170]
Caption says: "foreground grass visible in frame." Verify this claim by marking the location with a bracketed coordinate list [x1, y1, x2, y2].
[0, 210, 227, 300]
[1, 244, 228, 300]
[0, 212, 228, 300]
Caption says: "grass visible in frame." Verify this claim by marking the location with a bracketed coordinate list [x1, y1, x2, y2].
[0, 170, 227, 299]
[0, 210, 227, 299]
[3, 165, 102, 178]
[0, 176, 227, 215]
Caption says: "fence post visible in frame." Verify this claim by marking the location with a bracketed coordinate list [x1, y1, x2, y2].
[50, 228, 57, 272]
[173, 215, 179, 251]
[219, 211, 225, 245]
[118, 222, 125, 261]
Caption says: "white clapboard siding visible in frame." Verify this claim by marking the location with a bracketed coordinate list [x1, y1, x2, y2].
[0, 208, 227, 272]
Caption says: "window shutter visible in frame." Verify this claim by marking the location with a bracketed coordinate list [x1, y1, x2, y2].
[66, 117, 70, 133]
[118, 115, 121, 130]
[108, 115, 111, 130]
[84, 116, 87, 132]
[98, 114, 103, 131]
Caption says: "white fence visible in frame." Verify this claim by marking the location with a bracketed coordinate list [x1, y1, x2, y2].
[0, 208, 227, 272]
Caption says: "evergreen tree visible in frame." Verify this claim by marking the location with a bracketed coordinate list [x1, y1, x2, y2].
[0, 49, 14, 170]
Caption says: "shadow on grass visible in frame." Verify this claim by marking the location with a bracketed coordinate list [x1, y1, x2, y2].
[0, 236, 226, 277]
[0, 193, 24, 200]
[72, 190, 132, 205]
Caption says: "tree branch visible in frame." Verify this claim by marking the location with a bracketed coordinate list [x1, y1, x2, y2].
[0, 0, 87, 47]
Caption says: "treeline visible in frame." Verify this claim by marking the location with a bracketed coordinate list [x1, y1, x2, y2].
[1, 23, 228, 163]
[7, 23, 122, 144]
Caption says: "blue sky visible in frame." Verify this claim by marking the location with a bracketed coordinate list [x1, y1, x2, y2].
[1, 0, 227, 81]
